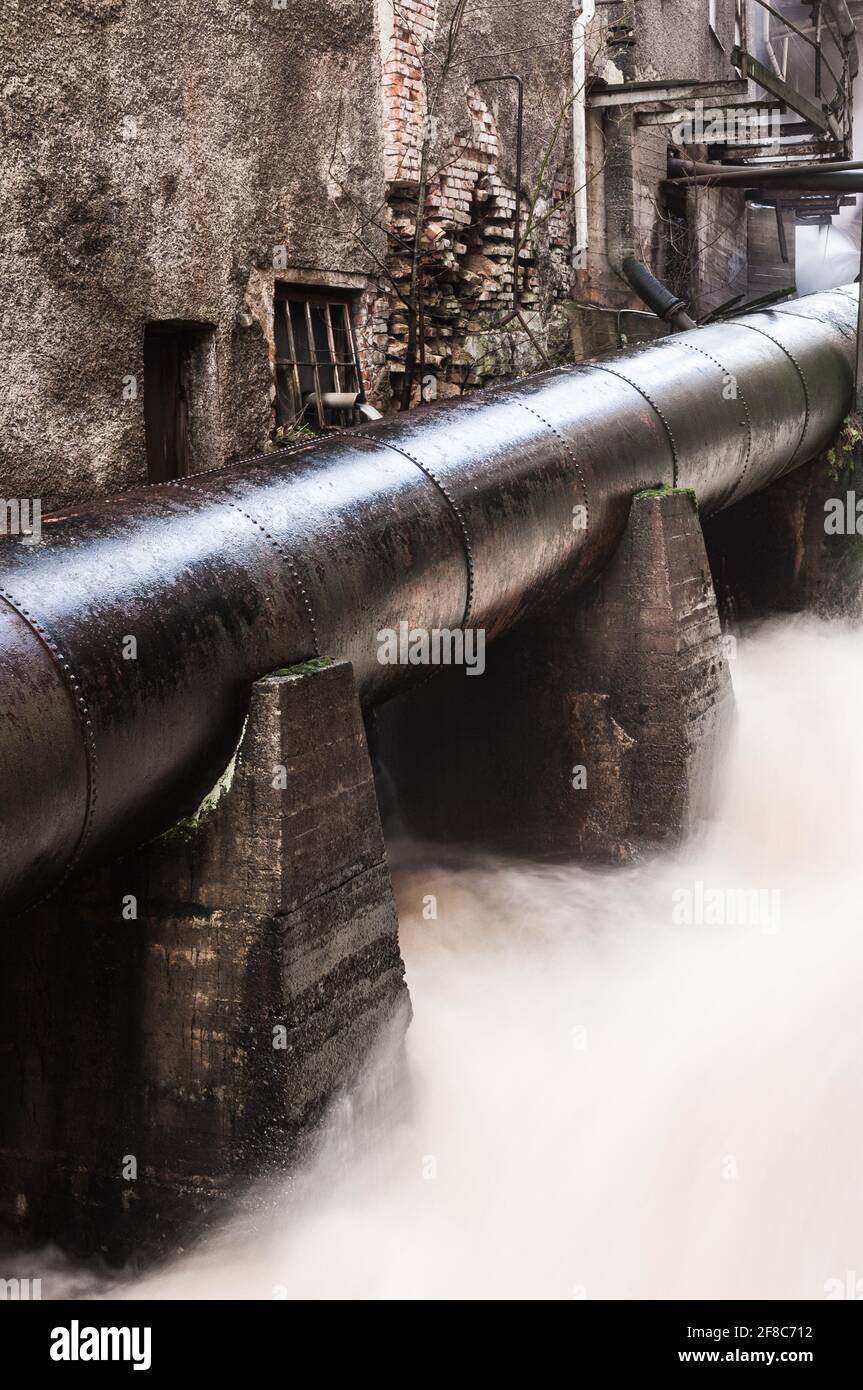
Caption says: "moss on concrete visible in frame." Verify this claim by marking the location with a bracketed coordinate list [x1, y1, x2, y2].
[159, 716, 248, 844]
[160, 659, 337, 844]
[270, 656, 335, 677]
[636, 484, 698, 510]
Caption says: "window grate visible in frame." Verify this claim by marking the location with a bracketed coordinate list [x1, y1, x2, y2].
[274, 288, 362, 431]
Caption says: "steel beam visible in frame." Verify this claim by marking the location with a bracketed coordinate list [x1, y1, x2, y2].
[589, 78, 748, 109]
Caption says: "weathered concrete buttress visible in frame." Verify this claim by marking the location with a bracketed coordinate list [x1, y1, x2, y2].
[0, 661, 409, 1261]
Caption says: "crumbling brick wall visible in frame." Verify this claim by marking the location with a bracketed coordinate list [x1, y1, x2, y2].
[378, 0, 575, 402]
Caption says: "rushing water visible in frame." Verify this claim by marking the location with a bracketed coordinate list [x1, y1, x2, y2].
[16, 615, 863, 1300]
[795, 71, 862, 300]
[796, 221, 860, 298]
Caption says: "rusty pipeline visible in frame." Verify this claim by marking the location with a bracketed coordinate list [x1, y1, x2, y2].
[0, 284, 858, 914]
[666, 158, 863, 195]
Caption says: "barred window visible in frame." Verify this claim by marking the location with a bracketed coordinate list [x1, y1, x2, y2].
[274, 287, 362, 431]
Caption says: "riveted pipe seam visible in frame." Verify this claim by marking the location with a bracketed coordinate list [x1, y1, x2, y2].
[326, 430, 479, 631]
[734, 323, 811, 463]
[168, 478, 322, 658]
[656, 337, 754, 507]
[511, 397, 592, 531]
[0, 585, 99, 894]
[582, 361, 682, 484]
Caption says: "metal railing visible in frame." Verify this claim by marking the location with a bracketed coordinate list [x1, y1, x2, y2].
[734, 0, 855, 155]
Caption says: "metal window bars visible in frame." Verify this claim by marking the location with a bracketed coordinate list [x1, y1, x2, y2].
[274, 290, 362, 431]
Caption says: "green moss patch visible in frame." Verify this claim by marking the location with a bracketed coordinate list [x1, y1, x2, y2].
[270, 656, 335, 677]
[636, 484, 698, 509]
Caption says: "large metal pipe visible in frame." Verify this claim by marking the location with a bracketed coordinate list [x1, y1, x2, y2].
[668, 157, 863, 183]
[0, 285, 857, 915]
[668, 161, 863, 194]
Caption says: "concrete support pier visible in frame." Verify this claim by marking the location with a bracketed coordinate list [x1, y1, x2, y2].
[0, 660, 409, 1263]
[705, 444, 863, 620]
[376, 488, 734, 862]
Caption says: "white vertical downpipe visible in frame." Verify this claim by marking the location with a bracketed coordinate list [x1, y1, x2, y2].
[572, 0, 596, 270]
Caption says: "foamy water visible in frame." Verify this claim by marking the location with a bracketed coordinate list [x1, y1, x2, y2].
[19, 616, 863, 1299]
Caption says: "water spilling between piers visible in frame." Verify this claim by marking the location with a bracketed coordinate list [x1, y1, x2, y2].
[24, 615, 863, 1299]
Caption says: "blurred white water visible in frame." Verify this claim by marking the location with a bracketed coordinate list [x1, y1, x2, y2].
[795, 71, 863, 298]
[20, 616, 863, 1299]
[796, 221, 859, 296]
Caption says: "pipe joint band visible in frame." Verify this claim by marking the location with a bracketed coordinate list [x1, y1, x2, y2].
[735, 323, 811, 462]
[583, 362, 682, 485]
[512, 399, 591, 530]
[0, 586, 99, 906]
[168, 480, 321, 658]
[659, 338, 754, 504]
[332, 431, 478, 631]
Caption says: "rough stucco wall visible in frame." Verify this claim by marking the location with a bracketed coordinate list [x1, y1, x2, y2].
[470, 0, 575, 341]
[630, 0, 738, 85]
[0, 0, 817, 494]
[0, 0, 386, 509]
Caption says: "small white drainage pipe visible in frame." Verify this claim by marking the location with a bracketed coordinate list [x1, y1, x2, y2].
[573, 0, 596, 270]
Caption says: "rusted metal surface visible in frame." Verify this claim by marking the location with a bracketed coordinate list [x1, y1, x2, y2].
[667, 158, 863, 194]
[0, 285, 857, 914]
[668, 157, 863, 182]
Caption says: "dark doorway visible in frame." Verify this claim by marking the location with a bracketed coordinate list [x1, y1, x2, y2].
[144, 322, 218, 482]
